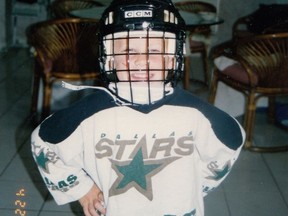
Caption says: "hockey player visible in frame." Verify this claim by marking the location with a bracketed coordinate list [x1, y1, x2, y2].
[31, 0, 245, 215]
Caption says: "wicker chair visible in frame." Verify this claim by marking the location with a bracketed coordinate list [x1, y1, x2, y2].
[175, 1, 217, 89]
[26, 18, 101, 120]
[50, 0, 103, 18]
[209, 33, 288, 152]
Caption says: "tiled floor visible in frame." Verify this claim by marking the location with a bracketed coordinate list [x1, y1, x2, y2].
[0, 48, 288, 216]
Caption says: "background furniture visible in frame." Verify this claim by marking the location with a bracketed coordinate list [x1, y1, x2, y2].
[26, 18, 101, 120]
[175, 1, 217, 90]
[212, 4, 288, 118]
[50, 0, 103, 18]
[209, 33, 288, 152]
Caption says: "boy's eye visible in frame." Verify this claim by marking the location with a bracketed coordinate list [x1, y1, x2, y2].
[123, 48, 162, 53]
[120, 48, 137, 53]
[149, 48, 161, 53]
[117, 47, 163, 54]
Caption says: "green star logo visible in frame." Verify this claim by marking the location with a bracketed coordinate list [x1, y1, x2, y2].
[184, 209, 196, 216]
[164, 208, 196, 216]
[206, 161, 231, 181]
[109, 148, 180, 200]
[36, 150, 50, 174]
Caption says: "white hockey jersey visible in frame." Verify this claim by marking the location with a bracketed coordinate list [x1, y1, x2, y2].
[31, 87, 244, 216]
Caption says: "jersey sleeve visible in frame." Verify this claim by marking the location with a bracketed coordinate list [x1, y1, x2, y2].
[31, 126, 94, 205]
[196, 112, 245, 196]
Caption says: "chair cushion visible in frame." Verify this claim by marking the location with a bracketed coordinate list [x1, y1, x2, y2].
[222, 63, 258, 85]
[214, 56, 258, 85]
[190, 40, 205, 48]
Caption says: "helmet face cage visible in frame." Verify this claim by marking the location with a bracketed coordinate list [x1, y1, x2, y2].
[99, 0, 186, 104]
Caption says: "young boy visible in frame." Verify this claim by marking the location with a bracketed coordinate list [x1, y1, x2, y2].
[31, 0, 245, 215]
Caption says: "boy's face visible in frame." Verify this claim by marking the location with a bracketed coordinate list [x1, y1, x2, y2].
[108, 32, 176, 84]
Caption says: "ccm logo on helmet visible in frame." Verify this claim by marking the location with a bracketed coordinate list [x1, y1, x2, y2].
[124, 10, 153, 18]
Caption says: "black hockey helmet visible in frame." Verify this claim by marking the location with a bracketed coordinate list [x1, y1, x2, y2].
[98, 0, 186, 104]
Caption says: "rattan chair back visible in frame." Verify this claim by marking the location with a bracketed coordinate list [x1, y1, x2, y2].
[51, 0, 103, 18]
[236, 34, 288, 88]
[174, 1, 216, 13]
[26, 18, 101, 120]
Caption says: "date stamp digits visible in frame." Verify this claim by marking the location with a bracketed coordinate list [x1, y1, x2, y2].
[15, 188, 26, 216]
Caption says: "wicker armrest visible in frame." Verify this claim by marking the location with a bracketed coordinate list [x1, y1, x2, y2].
[210, 40, 236, 60]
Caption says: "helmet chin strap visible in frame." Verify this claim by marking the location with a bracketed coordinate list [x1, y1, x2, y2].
[108, 82, 174, 105]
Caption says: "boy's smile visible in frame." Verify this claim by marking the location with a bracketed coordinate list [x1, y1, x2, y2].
[106, 31, 176, 83]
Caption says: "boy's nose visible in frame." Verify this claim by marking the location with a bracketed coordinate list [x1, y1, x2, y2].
[132, 54, 148, 69]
